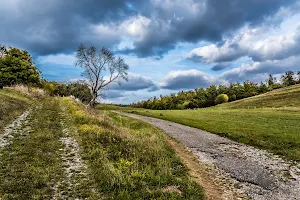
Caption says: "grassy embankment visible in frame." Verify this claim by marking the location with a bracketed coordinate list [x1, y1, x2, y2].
[115, 84, 300, 161]
[0, 88, 33, 130]
[0, 90, 204, 199]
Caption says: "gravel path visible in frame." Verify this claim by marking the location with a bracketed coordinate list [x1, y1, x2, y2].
[115, 111, 300, 200]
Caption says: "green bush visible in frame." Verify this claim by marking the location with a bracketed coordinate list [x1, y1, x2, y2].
[176, 104, 184, 110]
[229, 94, 236, 101]
[215, 94, 229, 105]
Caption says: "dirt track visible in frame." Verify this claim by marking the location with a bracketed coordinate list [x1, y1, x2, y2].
[115, 111, 300, 200]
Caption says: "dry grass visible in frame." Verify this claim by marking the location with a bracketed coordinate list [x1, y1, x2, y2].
[8, 85, 46, 99]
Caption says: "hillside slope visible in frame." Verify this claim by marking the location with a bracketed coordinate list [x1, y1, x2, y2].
[0, 89, 32, 130]
[217, 84, 300, 109]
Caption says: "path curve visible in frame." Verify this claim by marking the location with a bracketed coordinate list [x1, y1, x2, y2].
[114, 111, 300, 200]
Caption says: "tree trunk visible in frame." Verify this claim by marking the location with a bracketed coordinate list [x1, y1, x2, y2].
[88, 92, 97, 108]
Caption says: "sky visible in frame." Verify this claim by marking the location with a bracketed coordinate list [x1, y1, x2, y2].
[1, 0, 300, 104]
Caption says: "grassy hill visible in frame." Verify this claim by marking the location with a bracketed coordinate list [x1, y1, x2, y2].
[122, 85, 300, 161]
[0, 88, 33, 130]
[217, 84, 300, 109]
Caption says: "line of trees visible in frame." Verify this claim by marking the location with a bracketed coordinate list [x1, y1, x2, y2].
[131, 71, 300, 110]
[0, 45, 97, 103]
[1, 44, 129, 106]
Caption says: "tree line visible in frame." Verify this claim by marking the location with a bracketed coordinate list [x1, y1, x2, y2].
[0, 44, 129, 107]
[0, 45, 91, 102]
[131, 71, 300, 110]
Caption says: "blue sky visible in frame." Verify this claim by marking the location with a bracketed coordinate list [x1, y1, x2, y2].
[1, 0, 300, 104]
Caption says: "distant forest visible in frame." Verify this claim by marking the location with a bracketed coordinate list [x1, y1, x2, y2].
[131, 71, 300, 110]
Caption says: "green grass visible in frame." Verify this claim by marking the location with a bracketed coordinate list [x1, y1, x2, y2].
[216, 84, 300, 109]
[0, 99, 64, 199]
[63, 98, 205, 199]
[96, 104, 129, 111]
[120, 85, 300, 161]
[0, 88, 33, 131]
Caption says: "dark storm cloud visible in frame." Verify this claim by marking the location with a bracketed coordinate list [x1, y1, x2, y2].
[211, 64, 228, 71]
[0, 0, 295, 57]
[0, 0, 148, 55]
[127, 0, 295, 57]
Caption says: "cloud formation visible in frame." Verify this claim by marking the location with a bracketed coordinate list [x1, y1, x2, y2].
[220, 56, 300, 82]
[187, 23, 300, 65]
[0, 0, 295, 57]
[159, 70, 222, 90]
[108, 73, 157, 91]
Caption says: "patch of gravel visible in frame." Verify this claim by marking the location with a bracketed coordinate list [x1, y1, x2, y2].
[115, 111, 300, 200]
[0, 110, 31, 148]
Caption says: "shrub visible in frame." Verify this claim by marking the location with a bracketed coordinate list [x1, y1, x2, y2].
[215, 94, 229, 105]
[176, 104, 184, 110]
[229, 94, 236, 101]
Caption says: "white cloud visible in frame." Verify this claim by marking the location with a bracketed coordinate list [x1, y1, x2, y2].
[36, 53, 76, 65]
[121, 15, 151, 40]
[220, 55, 300, 83]
[187, 15, 300, 65]
[108, 73, 157, 91]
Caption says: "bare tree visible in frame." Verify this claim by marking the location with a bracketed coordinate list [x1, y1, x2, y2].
[75, 44, 129, 107]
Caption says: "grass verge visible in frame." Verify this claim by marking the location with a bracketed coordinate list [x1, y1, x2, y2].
[62, 98, 205, 199]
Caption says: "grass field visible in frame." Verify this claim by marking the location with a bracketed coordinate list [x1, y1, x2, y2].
[0, 88, 33, 131]
[119, 85, 300, 161]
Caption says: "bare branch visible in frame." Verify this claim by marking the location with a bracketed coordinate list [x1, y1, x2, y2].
[75, 44, 129, 107]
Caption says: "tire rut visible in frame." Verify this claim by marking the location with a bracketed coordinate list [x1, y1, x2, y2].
[53, 105, 101, 200]
[0, 110, 31, 148]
